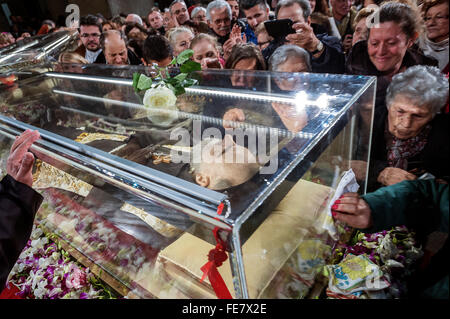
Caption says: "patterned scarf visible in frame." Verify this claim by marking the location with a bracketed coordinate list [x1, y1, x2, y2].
[386, 124, 432, 170]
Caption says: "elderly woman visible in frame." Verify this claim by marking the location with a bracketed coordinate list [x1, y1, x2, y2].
[367, 65, 449, 191]
[167, 26, 194, 57]
[418, 0, 449, 71]
[223, 44, 310, 133]
[346, 2, 438, 110]
[351, 6, 377, 47]
[191, 6, 207, 24]
[268, 44, 311, 92]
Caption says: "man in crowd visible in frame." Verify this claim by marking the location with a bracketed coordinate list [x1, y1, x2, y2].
[147, 7, 166, 35]
[227, 0, 241, 20]
[264, 0, 345, 74]
[74, 14, 104, 63]
[329, 0, 357, 52]
[207, 0, 233, 45]
[240, 0, 271, 44]
[96, 30, 141, 65]
[170, 0, 192, 26]
[126, 13, 144, 26]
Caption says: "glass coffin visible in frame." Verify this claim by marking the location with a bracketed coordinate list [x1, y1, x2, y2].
[0, 65, 376, 299]
[0, 30, 78, 73]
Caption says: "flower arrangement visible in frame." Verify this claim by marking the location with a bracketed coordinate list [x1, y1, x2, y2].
[132, 49, 201, 125]
[7, 225, 120, 299]
[326, 226, 423, 298]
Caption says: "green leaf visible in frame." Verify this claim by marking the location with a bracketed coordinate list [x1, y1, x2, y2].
[182, 78, 198, 88]
[132, 73, 140, 92]
[173, 84, 186, 96]
[177, 49, 194, 65]
[180, 60, 201, 73]
[169, 57, 177, 65]
[137, 74, 152, 91]
[174, 73, 187, 82]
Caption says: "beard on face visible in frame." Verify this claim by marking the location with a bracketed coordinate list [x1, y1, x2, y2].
[87, 41, 100, 51]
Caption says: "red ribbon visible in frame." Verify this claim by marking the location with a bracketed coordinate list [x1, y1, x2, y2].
[199, 203, 233, 299]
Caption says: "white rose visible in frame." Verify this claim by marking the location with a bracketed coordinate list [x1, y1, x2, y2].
[143, 85, 179, 126]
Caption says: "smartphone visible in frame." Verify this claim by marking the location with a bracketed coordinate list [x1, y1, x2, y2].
[264, 19, 295, 39]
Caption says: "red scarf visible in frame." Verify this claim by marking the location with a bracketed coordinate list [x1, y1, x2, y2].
[386, 124, 431, 170]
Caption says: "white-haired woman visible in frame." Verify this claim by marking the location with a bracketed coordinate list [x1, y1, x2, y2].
[368, 65, 449, 190]
[191, 6, 207, 24]
[167, 26, 194, 56]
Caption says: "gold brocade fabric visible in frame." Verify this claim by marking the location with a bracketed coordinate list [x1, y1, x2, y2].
[33, 132, 182, 238]
[74, 132, 129, 144]
[33, 132, 128, 196]
[120, 203, 182, 238]
[33, 160, 93, 197]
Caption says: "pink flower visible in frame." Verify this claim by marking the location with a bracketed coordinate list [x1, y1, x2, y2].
[65, 265, 87, 289]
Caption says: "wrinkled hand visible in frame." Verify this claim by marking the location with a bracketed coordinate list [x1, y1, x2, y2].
[230, 24, 246, 44]
[200, 57, 222, 69]
[223, 38, 236, 61]
[331, 193, 373, 229]
[7, 129, 40, 187]
[342, 34, 353, 53]
[350, 160, 368, 181]
[285, 22, 319, 53]
[223, 108, 245, 128]
[223, 25, 247, 60]
[377, 167, 417, 186]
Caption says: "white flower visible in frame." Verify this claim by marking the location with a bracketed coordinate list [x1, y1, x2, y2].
[143, 85, 179, 125]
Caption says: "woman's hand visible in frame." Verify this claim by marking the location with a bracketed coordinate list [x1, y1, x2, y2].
[200, 57, 223, 70]
[331, 193, 373, 229]
[377, 167, 417, 186]
[7, 129, 40, 187]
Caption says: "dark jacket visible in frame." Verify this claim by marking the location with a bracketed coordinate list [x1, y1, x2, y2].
[0, 175, 43, 289]
[345, 40, 438, 110]
[368, 107, 449, 191]
[262, 33, 346, 74]
[362, 179, 449, 299]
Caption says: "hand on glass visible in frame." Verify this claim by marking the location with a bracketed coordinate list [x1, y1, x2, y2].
[223, 108, 245, 129]
[285, 22, 320, 53]
[377, 167, 417, 186]
[331, 193, 373, 229]
[7, 129, 40, 187]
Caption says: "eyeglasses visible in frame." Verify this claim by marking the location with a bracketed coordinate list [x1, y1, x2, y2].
[423, 14, 449, 23]
[80, 33, 101, 38]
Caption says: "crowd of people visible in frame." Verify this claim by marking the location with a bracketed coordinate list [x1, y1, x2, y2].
[0, 0, 449, 299]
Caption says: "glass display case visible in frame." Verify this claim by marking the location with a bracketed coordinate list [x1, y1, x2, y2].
[0, 30, 78, 74]
[0, 63, 376, 299]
